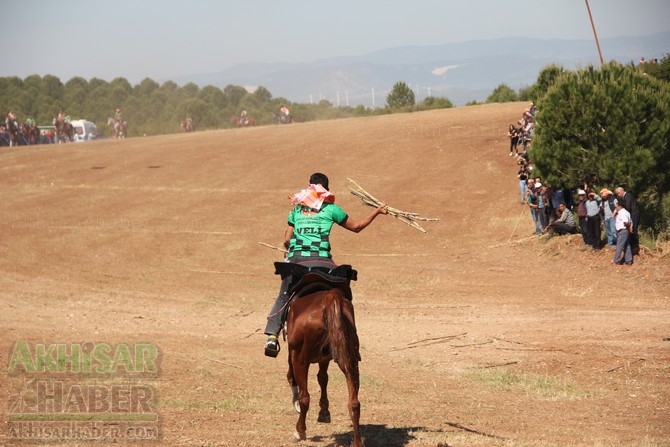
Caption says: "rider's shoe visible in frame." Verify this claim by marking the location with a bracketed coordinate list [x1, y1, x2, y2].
[264, 336, 280, 358]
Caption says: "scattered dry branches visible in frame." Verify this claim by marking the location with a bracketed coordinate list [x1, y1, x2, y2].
[347, 178, 438, 233]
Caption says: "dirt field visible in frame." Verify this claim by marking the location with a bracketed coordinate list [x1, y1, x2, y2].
[1, 102, 668, 447]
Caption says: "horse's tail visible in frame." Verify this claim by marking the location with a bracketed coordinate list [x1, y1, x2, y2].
[323, 290, 359, 374]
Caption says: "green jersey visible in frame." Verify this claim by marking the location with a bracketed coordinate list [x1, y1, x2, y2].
[287, 203, 348, 259]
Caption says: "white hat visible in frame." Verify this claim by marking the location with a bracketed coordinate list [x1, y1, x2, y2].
[535, 182, 542, 188]
[577, 189, 586, 195]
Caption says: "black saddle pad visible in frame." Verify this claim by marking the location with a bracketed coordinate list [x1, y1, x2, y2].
[273, 262, 357, 300]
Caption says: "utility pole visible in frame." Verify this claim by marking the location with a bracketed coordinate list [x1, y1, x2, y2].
[585, 0, 604, 65]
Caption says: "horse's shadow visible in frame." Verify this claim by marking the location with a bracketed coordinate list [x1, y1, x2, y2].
[313, 424, 428, 447]
[313, 421, 502, 446]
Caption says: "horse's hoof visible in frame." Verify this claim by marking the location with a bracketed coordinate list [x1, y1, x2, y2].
[317, 412, 331, 423]
[293, 430, 306, 441]
[293, 400, 301, 413]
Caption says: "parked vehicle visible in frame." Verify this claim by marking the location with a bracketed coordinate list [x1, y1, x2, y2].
[70, 119, 98, 141]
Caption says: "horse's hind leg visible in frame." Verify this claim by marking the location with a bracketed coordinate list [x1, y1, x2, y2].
[316, 360, 331, 423]
[346, 363, 363, 447]
[287, 360, 300, 413]
[290, 354, 310, 441]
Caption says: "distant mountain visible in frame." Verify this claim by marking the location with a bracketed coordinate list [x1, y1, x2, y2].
[173, 33, 669, 106]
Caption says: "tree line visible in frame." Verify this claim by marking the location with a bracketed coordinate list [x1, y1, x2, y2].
[0, 75, 455, 138]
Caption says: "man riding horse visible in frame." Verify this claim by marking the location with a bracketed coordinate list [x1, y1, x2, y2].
[5, 110, 19, 146]
[109, 108, 128, 138]
[263, 172, 387, 356]
[23, 116, 38, 144]
[264, 172, 385, 447]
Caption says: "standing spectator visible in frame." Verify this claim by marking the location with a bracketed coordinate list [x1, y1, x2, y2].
[526, 180, 542, 235]
[613, 202, 633, 265]
[508, 124, 519, 157]
[549, 186, 564, 212]
[584, 190, 603, 250]
[600, 189, 618, 248]
[517, 164, 529, 205]
[615, 187, 641, 255]
[575, 189, 588, 245]
[535, 182, 549, 232]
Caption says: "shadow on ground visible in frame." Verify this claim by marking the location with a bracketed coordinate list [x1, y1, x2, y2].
[313, 424, 423, 446]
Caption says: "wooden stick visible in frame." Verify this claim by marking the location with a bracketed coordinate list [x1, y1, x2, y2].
[258, 241, 287, 253]
[206, 357, 243, 370]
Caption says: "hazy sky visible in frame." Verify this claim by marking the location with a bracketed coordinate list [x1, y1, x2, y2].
[3, 0, 669, 84]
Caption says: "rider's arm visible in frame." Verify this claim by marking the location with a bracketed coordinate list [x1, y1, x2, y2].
[341, 205, 387, 233]
[283, 225, 294, 249]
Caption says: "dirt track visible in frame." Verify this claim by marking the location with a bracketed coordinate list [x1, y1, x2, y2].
[1, 102, 669, 447]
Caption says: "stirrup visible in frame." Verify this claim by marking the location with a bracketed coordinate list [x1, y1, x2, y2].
[264, 338, 280, 358]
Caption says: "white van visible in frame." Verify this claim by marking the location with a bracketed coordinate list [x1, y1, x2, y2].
[70, 119, 98, 141]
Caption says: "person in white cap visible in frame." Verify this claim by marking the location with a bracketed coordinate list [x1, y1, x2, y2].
[575, 189, 588, 245]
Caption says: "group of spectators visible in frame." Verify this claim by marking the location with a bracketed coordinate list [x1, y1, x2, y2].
[507, 103, 535, 158]
[509, 104, 641, 266]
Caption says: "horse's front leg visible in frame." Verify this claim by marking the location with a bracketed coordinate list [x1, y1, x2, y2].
[316, 360, 331, 423]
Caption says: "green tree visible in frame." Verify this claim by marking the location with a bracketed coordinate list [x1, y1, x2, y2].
[386, 81, 415, 110]
[486, 83, 518, 103]
[224, 85, 248, 108]
[252, 86, 273, 104]
[528, 64, 566, 103]
[417, 96, 453, 110]
[532, 62, 670, 231]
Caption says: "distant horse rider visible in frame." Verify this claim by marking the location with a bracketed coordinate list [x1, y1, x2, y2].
[113, 108, 124, 136]
[278, 105, 291, 124]
[6, 110, 18, 145]
[6, 110, 18, 127]
[240, 110, 248, 126]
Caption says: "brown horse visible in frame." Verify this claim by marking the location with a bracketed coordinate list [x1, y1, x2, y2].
[277, 263, 363, 446]
[23, 123, 39, 144]
[230, 115, 256, 127]
[54, 119, 74, 143]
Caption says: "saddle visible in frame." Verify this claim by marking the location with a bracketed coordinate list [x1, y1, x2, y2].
[274, 262, 357, 301]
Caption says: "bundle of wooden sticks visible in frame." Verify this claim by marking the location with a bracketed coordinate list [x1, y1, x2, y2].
[347, 178, 438, 233]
